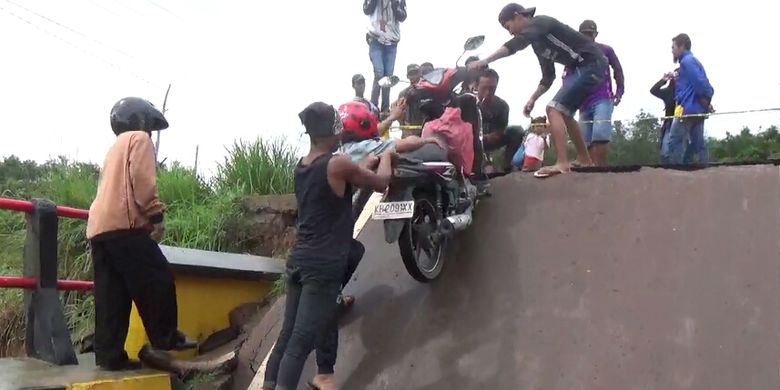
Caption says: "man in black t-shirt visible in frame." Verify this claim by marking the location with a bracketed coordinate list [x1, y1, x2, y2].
[478, 68, 524, 172]
[469, 3, 607, 177]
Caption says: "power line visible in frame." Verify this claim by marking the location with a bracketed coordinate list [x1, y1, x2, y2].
[144, 0, 182, 20]
[0, 3, 159, 88]
[2, 0, 135, 60]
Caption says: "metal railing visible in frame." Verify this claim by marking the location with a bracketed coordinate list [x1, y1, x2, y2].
[0, 196, 94, 365]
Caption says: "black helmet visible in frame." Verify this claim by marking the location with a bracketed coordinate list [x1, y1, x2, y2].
[110, 97, 169, 135]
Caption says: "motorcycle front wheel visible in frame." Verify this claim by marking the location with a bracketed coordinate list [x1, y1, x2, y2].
[398, 196, 447, 282]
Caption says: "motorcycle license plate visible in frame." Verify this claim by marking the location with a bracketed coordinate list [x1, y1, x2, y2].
[372, 201, 415, 220]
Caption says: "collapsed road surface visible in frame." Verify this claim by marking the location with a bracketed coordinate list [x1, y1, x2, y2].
[234, 165, 780, 390]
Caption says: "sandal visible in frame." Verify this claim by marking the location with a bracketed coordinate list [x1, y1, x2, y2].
[533, 165, 569, 179]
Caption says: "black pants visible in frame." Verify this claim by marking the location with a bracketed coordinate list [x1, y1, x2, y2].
[263, 264, 342, 390]
[313, 240, 365, 374]
[91, 232, 178, 368]
[484, 126, 525, 170]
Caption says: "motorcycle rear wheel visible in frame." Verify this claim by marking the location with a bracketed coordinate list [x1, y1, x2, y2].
[398, 196, 447, 282]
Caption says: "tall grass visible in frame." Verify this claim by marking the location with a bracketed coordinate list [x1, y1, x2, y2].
[0, 137, 296, 357]
[216, 138, 297, 195]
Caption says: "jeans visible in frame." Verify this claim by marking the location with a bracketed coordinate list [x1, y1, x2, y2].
[579, 98, 614, 145]
[263, 264, 341, 390]
[659, 119, 672, 150]
[661, 117, 709, 164]
[91, 232, 178, 368]
[314, 239, 365, 375]
[368, 40, 398, 112]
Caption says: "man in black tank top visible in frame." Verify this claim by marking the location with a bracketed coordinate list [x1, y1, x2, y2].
[263, 102, 393, 390]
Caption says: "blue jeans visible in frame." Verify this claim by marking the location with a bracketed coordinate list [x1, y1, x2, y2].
[264, 264, 342, 390]
[579, 98, 614, 145]
[661, 117, 709, 164]
[368, 40, 398, 112]
[548, 58, 606, 117]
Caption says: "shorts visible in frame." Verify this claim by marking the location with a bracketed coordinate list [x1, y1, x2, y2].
[523, 155, 541, 167]
[547, 59, 607, 117]
[580, 98, 614, 144]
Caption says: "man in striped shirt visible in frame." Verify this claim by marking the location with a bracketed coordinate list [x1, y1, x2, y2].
[469, 3, 608, 177]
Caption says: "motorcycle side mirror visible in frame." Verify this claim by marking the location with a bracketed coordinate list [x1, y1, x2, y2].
[378, 75, 401, 88]
[463, 35, 485, 51]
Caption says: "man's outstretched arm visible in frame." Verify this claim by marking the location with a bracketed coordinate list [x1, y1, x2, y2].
[521, 55, 553, 116]
[331, 152, 393, 193]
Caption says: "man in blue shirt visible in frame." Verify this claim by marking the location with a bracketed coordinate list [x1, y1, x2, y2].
[662, 33, 714, 164]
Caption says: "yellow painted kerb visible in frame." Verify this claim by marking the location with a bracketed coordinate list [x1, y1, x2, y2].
[125, 273, 272, 359]
[68, 373, 171, 390]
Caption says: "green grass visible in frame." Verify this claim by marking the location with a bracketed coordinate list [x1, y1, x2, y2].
[216, 137, 297, 195]
[0, 138, 297, 357]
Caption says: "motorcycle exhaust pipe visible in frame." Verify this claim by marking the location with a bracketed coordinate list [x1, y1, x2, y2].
[441, 208, 473, 235]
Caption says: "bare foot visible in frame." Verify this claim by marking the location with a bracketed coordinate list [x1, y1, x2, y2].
[310, 374, 337, 390]
[338, 295, 355, 316]
[576, 155, 594, 167]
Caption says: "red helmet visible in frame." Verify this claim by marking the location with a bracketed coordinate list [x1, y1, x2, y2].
[338, 101, 378, 142]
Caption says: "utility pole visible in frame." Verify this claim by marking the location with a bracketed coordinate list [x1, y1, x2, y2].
[193, 145, 199, 176]
[155, 83, 171, 164]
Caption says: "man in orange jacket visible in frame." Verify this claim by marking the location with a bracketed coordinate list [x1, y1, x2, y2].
[87, 97, 194, 371]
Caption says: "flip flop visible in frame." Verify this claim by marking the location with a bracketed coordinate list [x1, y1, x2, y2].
[533, 167, 568, 179]
[534, 170, 560, 178]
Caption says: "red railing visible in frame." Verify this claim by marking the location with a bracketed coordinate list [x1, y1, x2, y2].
[0, 276, 94, 291]
[0, 197, 89, 220]
[0, 196, 94, 291]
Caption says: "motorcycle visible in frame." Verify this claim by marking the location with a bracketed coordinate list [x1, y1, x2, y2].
[365, 35, 488, 283]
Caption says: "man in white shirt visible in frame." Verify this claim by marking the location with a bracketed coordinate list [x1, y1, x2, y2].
[363, 0, 407, 114]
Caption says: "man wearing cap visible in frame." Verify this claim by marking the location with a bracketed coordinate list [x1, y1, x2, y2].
[468, 3, 608, 177]
[263, 102, 393, 390]
[563, 19, 625, 166]
[399, 63, 426, 137]
[351, 74, 380, 119]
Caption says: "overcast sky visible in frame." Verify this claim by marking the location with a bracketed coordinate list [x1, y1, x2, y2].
[1, 0, 779, 175]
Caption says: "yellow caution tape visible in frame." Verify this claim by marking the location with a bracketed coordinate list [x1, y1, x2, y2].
[391, 107, 780, 130]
